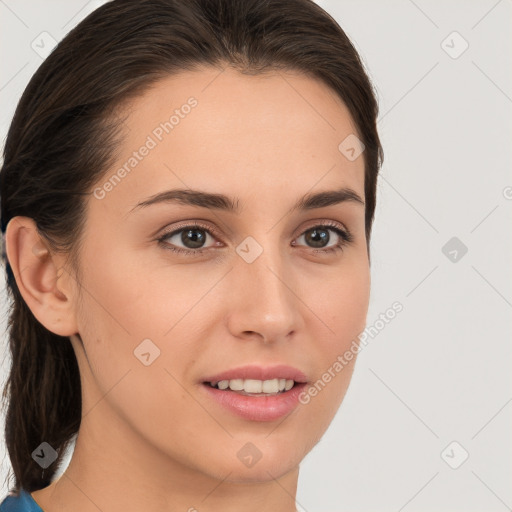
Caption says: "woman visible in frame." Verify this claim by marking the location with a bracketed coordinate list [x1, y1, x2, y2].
[0, 0, 383, 510]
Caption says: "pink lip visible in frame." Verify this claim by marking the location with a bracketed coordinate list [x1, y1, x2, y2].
[201, 364, 308, 384]
[201, 382, 308, 422]
[200, 364, 309, 422]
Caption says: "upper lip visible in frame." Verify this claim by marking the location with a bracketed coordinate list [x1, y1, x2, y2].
[202, 364, 308, 384]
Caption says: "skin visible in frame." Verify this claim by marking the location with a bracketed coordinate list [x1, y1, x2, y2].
[7, 65, 370, 512]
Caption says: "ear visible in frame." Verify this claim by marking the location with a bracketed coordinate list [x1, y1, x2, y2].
[5, 216, 79, 337]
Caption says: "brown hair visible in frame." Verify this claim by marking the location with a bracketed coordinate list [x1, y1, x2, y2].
[0, 0, 383, 495]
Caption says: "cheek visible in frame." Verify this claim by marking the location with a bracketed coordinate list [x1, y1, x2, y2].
[73, 270, 204, 448]
[314, 259, 370, 345]
[73, 249, 217, 411]
[301, 259, 369, 410]
[79, 242, 214, 341]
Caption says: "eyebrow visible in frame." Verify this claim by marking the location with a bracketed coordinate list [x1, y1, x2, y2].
[129, 186, 365, 215]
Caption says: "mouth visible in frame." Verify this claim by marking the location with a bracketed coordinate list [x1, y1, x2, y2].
[203, 378, 299, 396]
[199, 365, 309, 421]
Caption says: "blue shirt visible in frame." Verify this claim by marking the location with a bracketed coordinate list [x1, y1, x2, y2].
[0, 489, 43, 511]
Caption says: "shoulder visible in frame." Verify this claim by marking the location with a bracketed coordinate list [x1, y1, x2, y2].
[0, 489, 43, 511]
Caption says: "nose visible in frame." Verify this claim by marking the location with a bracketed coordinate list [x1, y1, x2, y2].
[225, 241, 304, 345]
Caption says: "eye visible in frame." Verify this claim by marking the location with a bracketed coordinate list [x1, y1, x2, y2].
[156, 220, 354, 257]
[157, 222, 219, 257]
[292, 222, 353, 254]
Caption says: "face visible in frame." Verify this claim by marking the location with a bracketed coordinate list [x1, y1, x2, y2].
[65, 66, 370, 483]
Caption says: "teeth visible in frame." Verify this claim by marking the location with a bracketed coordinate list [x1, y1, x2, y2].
[262, 379, 277, 393]
[228, 379, 244, 391]
[210, 378, 296, 393]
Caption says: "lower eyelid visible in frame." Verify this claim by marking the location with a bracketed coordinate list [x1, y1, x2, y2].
[158, 224, 351, 252]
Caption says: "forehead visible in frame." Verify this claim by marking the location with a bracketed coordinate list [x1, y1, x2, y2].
[97, 66, 365, 215]
[122, 66, 359, 143]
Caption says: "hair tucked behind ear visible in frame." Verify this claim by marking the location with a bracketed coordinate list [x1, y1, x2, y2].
[1, 296, 81, 492]
[0, 0, 383, 495]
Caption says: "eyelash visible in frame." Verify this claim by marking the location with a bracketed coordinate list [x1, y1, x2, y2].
[156, 220, 354, 257]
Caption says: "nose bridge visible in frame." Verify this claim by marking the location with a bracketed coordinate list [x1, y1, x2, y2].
[228, 231, 301, 340]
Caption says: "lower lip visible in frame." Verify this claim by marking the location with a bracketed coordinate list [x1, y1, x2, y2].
[201, 382, 307, 422]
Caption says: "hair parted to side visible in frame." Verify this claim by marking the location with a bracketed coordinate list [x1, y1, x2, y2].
[0, 0, 383, 495]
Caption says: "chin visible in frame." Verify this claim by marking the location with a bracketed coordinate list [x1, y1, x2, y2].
[204, 436, 308, 483]
[221, 459, 300, 484]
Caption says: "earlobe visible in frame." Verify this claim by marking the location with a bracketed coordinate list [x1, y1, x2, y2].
[5, 216, 79, 337]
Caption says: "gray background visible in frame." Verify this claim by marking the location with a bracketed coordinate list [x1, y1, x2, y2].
[1, 1, 511, 510]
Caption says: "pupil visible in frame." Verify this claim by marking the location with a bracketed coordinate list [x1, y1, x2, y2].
[307, 228, 329, 248]
[182, 228, 206, 249]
